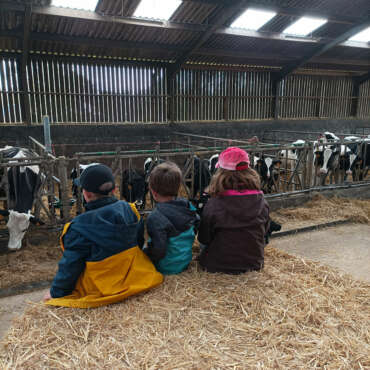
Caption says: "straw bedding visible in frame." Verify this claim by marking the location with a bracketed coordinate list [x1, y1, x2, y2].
[270, 195, 370, 229]
[0, 230, 59, 289]
[1, 246, 369, 369]
[1, 195, 370, 290]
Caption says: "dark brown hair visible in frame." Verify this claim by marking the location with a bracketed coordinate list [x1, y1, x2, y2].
[207, 167, 261, 197]
[149, 161, 182, 196]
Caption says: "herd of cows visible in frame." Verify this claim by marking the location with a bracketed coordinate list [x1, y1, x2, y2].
[118, 132, 370, 204]
[0, 131, 370, 251]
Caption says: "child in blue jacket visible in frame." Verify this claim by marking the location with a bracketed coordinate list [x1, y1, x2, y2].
[145, 161, 199, 275]
[44, 164, 162, 308]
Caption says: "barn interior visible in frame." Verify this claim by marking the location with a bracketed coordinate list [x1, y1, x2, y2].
[0, 0, 370, 368]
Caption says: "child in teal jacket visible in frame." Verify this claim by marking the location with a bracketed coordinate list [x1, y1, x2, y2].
[145, 162, 199, 275]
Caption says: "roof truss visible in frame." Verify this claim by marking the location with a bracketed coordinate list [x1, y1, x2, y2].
[276, 17, 370, 81]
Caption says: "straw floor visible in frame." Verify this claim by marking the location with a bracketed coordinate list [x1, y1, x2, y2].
[0, 230, 59, 289]
[270, 195, 370, 229]
[1, 246, 369, 369]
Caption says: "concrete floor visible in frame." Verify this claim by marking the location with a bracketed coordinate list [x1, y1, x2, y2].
[0, 224, 369, 340]
[0, 289, 47, 340]
[271, 223, 370, 283]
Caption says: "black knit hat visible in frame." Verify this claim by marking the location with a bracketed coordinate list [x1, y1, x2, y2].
[75, 164, 115, 195]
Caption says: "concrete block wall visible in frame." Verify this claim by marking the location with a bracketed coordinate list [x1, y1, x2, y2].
[1, 118, 369, 157]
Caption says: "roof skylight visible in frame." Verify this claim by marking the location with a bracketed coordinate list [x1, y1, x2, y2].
[52, 0, 98, 11]
[230, 9, 277, 31]
[283, 17, 327, 37]
[133, 0, 182, 21]
[348, 27, 370, 43]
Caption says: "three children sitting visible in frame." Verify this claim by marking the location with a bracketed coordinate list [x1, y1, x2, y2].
[45, 147, 270, 308]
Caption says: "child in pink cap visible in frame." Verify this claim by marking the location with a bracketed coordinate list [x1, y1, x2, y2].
[197, 147, 270, 274]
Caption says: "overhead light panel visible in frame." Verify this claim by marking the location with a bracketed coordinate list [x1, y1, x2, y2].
[134, 0, 182, 21]
[349, 27, 370, 43]
[283, 17, 327, 36]
[52, 0, 98, 11]
[230, 9, 277, 31]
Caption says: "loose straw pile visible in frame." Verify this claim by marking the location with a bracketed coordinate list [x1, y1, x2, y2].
[271, 195, 370, 228]
[1, 247, 369, 369]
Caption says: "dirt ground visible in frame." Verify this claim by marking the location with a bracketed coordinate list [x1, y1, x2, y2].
[0, 229, 60, 289]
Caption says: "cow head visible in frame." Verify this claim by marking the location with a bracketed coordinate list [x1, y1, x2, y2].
[6, 210, 32, 250]
[0, 210, 44, 250]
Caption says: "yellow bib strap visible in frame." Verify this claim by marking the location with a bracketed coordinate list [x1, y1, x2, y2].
[59, 222, 72, 252]
[129, 202, 141, 221]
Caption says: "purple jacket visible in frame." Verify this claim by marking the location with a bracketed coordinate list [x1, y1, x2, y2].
[198, 190, 270, 274]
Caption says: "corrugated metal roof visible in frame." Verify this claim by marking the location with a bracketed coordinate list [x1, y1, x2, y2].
[0, 0, 369, 75]
[30, 38, 180, 61]
[170, 1, 219, 24]
[29, 13, 200, 47]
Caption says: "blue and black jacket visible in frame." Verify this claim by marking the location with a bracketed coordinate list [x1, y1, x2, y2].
[50, 196, 145, 299]
[146, 198, 199, 275]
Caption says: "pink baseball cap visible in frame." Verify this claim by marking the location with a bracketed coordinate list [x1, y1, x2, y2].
[216, 147, 250, 171]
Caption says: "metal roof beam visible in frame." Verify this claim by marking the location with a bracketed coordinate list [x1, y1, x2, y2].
[3, 30, 185, 53]
[4, 29, 370, 71]
[196, 48, 370, 68]
[169, 0, 250, 77]
[277, 18, 370, 81]
[0, 3, 207, 32]
[354, 71, 370, 85]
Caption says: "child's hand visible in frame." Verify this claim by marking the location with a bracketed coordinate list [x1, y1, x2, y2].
[43, 291, 52, 302]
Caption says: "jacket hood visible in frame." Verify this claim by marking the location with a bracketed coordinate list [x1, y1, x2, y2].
[156, 198, 198, 233]
[72, 197, 140, 250]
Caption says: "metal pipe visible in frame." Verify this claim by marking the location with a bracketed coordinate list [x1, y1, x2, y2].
[42, 115, 52, 154]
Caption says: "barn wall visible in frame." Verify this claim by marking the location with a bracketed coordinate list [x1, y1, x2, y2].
[1, 55, 369, 125]
[1, 118, 369, 156]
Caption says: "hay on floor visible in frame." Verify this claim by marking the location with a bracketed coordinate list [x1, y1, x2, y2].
[1, 246, 369, 369]
[270, 195, 370, 229]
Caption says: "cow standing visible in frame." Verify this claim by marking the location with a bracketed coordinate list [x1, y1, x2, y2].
[253, 155, 281, 193]
[184, 155, 211, 199]
[348, 139, 370, 181]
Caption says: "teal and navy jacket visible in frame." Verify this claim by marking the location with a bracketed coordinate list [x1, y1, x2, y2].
[146, 198, 199, 275]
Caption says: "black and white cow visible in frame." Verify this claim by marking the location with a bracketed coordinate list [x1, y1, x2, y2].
[0, 209, 44, 251]
[313, 143, 334, 185]
[184, 155, 211, 199]
[120, 157, 165, 209]
[0, 146, 41, 213]
[345, 137, 370, 181]
[252, 155, 282, 193]
[70, 163, 100, 198]
[321, 131, 340, 143]
[208, 154, 219, 175]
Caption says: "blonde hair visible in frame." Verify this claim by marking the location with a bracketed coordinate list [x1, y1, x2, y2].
[207, 167, 261, 197]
